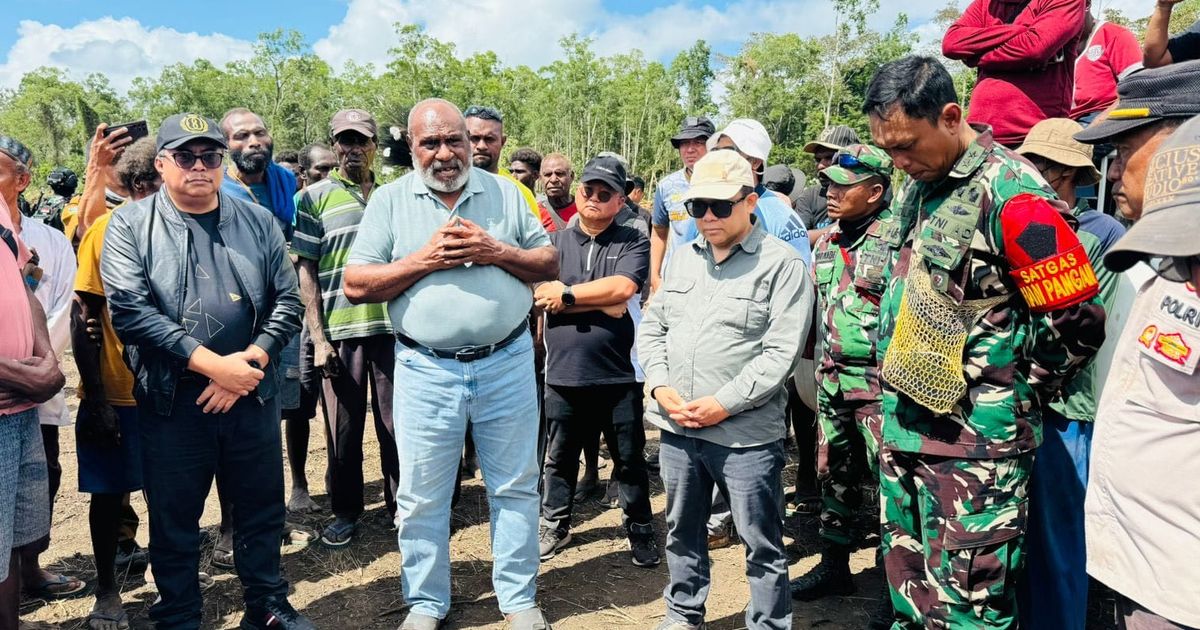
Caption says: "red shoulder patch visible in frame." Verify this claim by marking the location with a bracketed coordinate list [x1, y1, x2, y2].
[1001, 193, 1099, 313]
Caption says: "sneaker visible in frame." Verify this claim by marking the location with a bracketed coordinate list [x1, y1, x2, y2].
[627, 522, 660, 567]
[399, 612, 442, 630]
[654, 618, 705, 630]
[239, 597, 316, 629]
[505, 607, 552, 630]
[320, 517, 356, 548]
[538, 525, 571, 561]
[706, 524, 736, 550]
[789, 548, 855, 601]
[602, 479, 620, 510]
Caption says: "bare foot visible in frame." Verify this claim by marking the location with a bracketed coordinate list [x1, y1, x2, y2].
[287, 488, 322, 514]
[87, 592, 129, 630]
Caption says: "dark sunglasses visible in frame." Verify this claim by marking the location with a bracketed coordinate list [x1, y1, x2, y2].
[1151, 256, 1200, 283]
[166, 150, 224, 170]
[686, 194, 747, 219]
[834, 152, 886, 175]
[581, 185, 615, 203]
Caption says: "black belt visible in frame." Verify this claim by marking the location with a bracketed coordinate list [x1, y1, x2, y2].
[396, 320, 526, 363]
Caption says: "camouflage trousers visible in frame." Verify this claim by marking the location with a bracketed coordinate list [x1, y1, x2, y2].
[816, 391, 883, 547]
[879, 447, 1033, 629]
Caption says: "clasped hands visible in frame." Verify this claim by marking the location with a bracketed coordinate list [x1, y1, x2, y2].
[652, 386, 730, 429]
[419, 218, 506, 269]
[196, 345, 269, 414]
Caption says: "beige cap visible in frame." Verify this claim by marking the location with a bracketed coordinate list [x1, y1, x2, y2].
[1017, 118, 1102, 185]
[682, 150, 755, 201]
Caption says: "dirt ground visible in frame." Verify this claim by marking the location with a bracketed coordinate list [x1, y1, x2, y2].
[21, 359, 1115, 629]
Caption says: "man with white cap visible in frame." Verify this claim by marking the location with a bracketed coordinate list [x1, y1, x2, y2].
[1075, 65, 1200, 629]
[1014, 117, 1126, 630]
[639, 149, 811, 630]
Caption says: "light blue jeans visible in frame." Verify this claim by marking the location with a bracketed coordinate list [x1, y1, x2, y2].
[392, 332, 541, 619]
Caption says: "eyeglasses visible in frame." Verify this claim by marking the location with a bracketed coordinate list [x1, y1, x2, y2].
[165, 150, 224, 170]
[834, 152, 886, 176]
[1151, 256, 1200, 283]
[686, 194, 748, 219]
[581, 185, 615, 203]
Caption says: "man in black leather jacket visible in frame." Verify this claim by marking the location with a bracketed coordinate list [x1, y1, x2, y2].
[100, 113, 310, 630]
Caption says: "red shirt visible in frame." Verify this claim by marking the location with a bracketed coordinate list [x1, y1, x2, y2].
[538, 201, 577, 232]
[943, 0, 1085, 147]
[1070, 21, 1143, 119]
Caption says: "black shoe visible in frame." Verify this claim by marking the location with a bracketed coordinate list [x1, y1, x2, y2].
[789, 550, 854, 601]
[114, 542, 149, 570]
[867, 586, 893, 629]
[628, 522, 660, 567]
[240, 597, 316, 629]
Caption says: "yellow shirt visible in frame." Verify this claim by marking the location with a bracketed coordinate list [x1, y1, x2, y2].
[74, 209, 136, 406]
[499, 168, 540, 219]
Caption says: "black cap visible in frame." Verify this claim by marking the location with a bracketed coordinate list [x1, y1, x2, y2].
[1075, 60, 1200, 144]
[157, 113, 227, 152]
[671, 116, 715, 147]
[580, 155, 627, 195]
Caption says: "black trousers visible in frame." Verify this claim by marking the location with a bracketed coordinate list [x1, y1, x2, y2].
[320, 335, 399, 521]
[541, 383, 652, 533]
[139, 384, 287, 630]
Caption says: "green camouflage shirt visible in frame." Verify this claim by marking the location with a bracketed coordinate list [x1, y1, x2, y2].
[877, 127, 1107, 458]
[813, 207, 902, 401]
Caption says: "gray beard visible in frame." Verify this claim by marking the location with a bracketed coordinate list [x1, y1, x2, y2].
[420, 161, 470, 193]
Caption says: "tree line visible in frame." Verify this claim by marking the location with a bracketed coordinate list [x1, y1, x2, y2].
[1, 4, 942, 196]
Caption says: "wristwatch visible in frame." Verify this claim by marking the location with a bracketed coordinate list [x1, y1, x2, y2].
[561, 285, 576, 306]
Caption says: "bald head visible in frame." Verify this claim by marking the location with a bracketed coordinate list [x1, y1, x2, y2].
[408, 98, 471, 194]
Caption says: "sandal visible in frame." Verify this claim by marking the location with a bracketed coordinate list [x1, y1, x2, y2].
[86, 608, 130, 630]
[282, 522, 317, 548]
[24, 573, 88, 600]
[211, 544, 234, 570]
[786, 495, 822, 517]
[320, 518, 357, 548]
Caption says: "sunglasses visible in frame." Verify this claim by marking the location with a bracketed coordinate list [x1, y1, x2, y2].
[166, 150, 225, 170]
[1151, 256, 1200, 283]
[581, 185, 615, 203]
[834, 152, 886, 176]
[686, 194, 747, 219]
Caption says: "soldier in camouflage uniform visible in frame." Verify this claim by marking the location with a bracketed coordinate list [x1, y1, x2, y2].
[862, 56, 1107, 629]
[788, 145, 898, 624]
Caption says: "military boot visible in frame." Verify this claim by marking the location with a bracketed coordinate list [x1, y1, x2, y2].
[789, 545, 854, 601]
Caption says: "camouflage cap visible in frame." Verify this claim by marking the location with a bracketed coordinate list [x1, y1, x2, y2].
[803, 125, 860, 154]
[0, 136, 33, 168]
[819, 144, 893, 186]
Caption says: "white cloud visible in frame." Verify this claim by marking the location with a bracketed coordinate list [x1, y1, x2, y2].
[0, 17, 255, 91]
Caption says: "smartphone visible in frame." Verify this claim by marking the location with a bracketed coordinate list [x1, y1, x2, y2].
[102, 120, 149, 143]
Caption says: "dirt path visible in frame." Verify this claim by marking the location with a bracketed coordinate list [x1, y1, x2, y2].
[22, 365, 884, 629]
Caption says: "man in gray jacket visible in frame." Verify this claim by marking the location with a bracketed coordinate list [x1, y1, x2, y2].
[101, 113, 310, 630]
[638, 150, 812, 630]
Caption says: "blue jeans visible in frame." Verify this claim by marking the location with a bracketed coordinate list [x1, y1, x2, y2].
[393, 333, 540, 619]
[658, 431, 791, 630]
[1020, 410, 1092, 630]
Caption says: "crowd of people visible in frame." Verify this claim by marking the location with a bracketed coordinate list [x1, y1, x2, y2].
[1, 2, 1199, 629]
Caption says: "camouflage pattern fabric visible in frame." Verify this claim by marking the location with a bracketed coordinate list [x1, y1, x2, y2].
[811, 206, 900, 546]
[874, 126, 1106, 627]
[879, 446, 1032, 629]
[877, 127, 1106, 459]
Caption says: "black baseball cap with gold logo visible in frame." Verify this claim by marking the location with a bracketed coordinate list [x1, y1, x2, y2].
[156, 113, 227, 152]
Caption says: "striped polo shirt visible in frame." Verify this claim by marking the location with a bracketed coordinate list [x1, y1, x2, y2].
[292, 170, 392, 341]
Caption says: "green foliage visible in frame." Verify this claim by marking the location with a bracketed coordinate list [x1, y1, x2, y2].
[2, 10, 919, 193]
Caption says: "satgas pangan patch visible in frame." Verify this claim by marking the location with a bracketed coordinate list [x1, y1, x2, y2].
[1012, 245, 1100, 313]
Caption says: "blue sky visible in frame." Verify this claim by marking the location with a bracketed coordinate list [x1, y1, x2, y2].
[0, 0, 1150, 92]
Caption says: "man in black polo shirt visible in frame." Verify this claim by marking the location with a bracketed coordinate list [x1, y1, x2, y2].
[533, 155, 658, 568]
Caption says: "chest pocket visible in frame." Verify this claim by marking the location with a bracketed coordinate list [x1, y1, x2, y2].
[715, 280, 771, 336]
[661, 278, 695, 326]
[916, 183, 985, 304]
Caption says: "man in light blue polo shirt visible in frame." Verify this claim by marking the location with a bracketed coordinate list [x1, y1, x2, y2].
[650, 116, 714, 294]
[343, 98, 558, 630]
